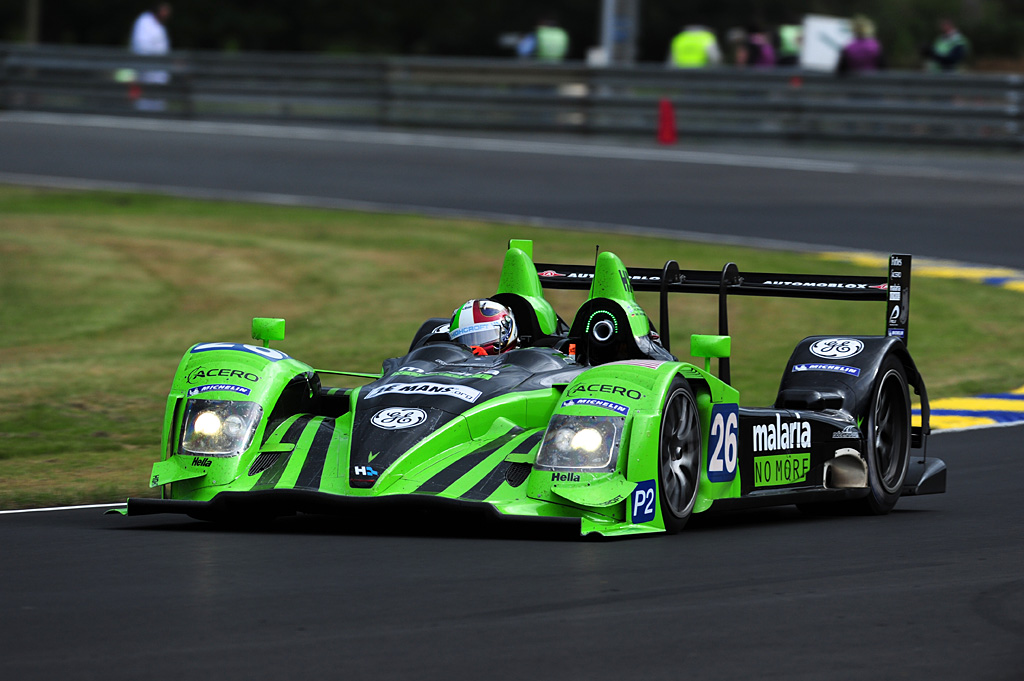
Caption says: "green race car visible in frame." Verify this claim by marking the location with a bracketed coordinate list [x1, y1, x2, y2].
[113, 240, 946, 536]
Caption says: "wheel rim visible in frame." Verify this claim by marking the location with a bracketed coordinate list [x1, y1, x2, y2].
[661, 389, 701, 518]
[873, 369, 909, 494]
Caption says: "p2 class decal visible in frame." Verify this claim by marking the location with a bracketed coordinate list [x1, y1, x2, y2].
[370, 407, 428, 430]
[808, 338, 864, 360]
[191, 343, 290, 362]
[631, 480, 657, 523]
[707, 404, 739, 483]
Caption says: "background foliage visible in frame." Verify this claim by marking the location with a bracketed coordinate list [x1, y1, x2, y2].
[2, 0, 1022, 69]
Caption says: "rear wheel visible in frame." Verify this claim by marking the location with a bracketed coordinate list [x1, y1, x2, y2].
[658, 378, 702, 533]
[856, 356, 911, 514]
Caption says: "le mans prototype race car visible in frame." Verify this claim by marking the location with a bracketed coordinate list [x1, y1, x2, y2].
[113, 240, 946, 536]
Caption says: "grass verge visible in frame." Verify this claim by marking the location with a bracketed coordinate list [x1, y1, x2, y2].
[3, 187, 1023, 509]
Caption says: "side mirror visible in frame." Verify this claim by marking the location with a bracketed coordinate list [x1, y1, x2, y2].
[252, 317, 286, 347]
[690, 334, 731, 373]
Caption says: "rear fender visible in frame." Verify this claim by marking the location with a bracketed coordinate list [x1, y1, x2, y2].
[776, 336, 928, 445]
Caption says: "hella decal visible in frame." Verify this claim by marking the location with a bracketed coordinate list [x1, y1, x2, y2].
[191, 343, 289, 362]
[561, 398, 629, 416]
[370, 407, 428, 430]
[792, 363, 861, 378]
[551, 472, 581, 482]
[809, 338, 864, 360]
[191, 457, 213, 468]
[752, 414, 811, 453]
[364, 382, 482, 403]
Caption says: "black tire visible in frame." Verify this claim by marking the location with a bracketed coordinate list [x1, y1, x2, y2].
[856, 356, 911, 515]
[658, 378, 702, 533]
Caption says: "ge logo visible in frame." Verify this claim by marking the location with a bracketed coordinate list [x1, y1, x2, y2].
[370, 407, 428, 430]
[809, 338, 864, 360]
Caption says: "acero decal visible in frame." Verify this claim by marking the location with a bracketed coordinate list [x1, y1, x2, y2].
[370, 407, 428, 430]
[186, 367, 261, 385]
[364, 382, 482, 403]
[568, 384, 643, 400]
[809, 338, 864, 360]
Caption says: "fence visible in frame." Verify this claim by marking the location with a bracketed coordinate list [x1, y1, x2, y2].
[2, 43, 1023, 148]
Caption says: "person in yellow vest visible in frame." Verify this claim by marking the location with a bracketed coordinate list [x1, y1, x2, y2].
[668, 25, 721, 68]
[533, 16, 569, 62]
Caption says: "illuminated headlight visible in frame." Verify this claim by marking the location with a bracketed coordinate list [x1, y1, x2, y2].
[535, 415, 623, 472]
[180, 399, 262, 457]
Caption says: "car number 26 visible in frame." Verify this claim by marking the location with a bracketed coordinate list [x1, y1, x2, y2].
[708, 404, 738, 483]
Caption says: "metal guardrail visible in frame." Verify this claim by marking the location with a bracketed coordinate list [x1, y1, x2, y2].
[2, 43, 1023, 148]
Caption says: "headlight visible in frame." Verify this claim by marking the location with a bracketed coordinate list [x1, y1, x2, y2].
[535, 415, 623, 472]
[180, 399, 262, 457]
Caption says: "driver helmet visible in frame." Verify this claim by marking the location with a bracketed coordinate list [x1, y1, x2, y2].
[449, 299, 518, 355]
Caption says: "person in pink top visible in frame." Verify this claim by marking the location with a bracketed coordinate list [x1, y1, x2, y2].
[838, 15, 885, 74]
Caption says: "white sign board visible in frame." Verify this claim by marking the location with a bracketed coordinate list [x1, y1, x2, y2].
[800, 14, 853, 72]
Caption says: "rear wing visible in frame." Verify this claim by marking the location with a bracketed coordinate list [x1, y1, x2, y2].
[534, 254, 912, 383]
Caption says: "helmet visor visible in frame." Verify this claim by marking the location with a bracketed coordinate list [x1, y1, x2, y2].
[450, 322, 501, 350]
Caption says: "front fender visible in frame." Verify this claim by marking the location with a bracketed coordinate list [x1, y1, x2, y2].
[158, 342, 319, 498]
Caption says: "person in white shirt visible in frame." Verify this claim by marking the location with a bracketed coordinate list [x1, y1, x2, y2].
[129, 4, 172, 110]
[131, 4, 171, 57]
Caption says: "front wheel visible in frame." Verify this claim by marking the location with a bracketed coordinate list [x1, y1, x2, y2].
[856, 356, 911, 515]
[658, 378, 702, 533]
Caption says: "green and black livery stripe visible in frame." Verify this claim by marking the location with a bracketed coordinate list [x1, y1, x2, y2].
[252, 415, 335, 491]
[460, 430, 543, 501]
[415, 427, 526, 495]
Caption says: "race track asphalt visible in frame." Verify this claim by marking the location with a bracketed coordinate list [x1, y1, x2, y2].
[1, 428, 1020, 680]
[1, 113, 1022, 679]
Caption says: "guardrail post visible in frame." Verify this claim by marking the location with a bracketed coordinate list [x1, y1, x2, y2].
[1013, 73, 1024, 151]
[0, 45, 7, 111]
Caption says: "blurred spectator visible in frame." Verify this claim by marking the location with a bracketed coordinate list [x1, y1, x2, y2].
[837, 15, 885, 74]
[725, 27, 747, 65]
[735, 23, 775, 67]
[775, 18, 803, 67]
[922, 18, 969, 71]
[667, 24, 721, 68]
[131, 3, 171, 60]
[519, 16, 569, 62]
[130, 3, 172, 111]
